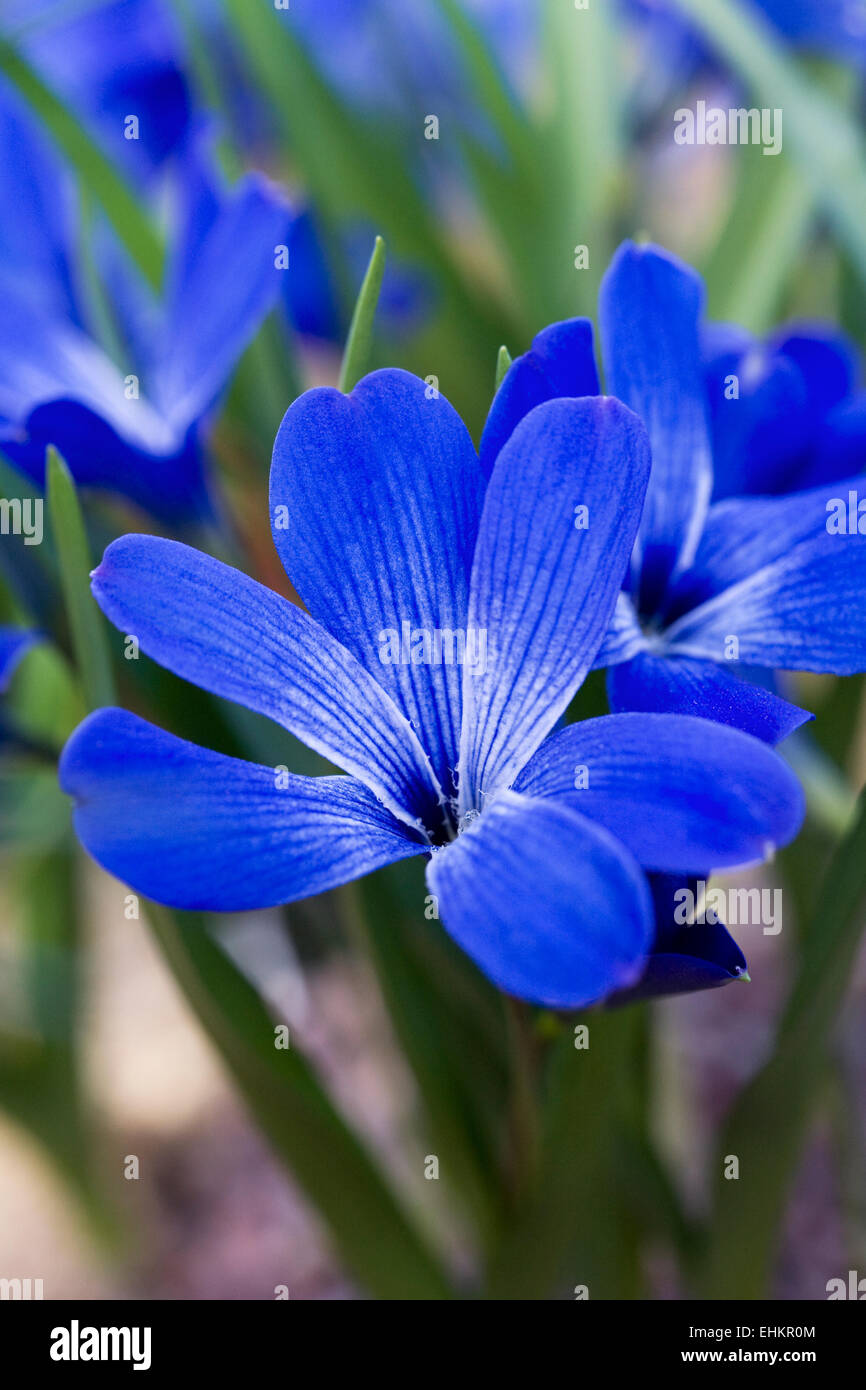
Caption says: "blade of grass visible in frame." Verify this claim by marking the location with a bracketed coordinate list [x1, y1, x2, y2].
[46, 447, 116, 711]
[339, 236, 386, 392]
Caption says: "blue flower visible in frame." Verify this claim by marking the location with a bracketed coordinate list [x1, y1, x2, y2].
[482, 241, 866, 746]
[3, 0, 194, 179]
[60, 370, 803, 1007]
[0, 89, 292, 523]
[704, 321, 866, 500]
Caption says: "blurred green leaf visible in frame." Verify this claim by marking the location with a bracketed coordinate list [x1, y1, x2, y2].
[0, 849, 111, 1236]
[701, 785, 866, 1297]
[339, 236, 386, 392]
[147, 903, 455, 1299]
[0, 38, 163, 288]
[0, 766, 70, 853]
[47, 448, 116, 712]
[702, 151, 812, 331]
[485, 1009, 645, 1299]
[676, 0, 866, 287]
[356, 860, 511, 1249]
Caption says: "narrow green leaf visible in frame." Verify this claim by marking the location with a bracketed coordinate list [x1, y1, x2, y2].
[430, 0, 535, 174]
[46, 448, 116, 711]
[355, 862, 511, 1249]
[0, 39, 163, 288]
[702, 151, 812, 331]
[339, 236, 386, 393]
[146, 903, 454, 1300]
[700, 786, 866, 1297]
[484, 1010, 644, 1299]
[675, 0, 866, 287]
[495, 345, 513, 390]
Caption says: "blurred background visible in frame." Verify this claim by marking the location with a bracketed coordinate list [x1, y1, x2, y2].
[1, 0, 866, 1300]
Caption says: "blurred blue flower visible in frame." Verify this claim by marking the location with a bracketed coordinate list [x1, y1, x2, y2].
[0, 86, 292, 522]
[60, 370, 803, 1006]
[482, 241, 866, 745]
[286, 0, 534, 120]
[704, 321, 866, 499]
[4, 0, 194, 179]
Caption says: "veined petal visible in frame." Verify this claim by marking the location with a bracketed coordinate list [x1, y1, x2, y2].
[606, 651, 811, 745]
[664, 532, 866, 674]
[593, 591, 646, 669]
[600, 241, 712, 607]
[270, 369, 486, 797]
[514, 712, 805, 872]
[91, 535, 440, 831]
[669, 480, 860, 614]
[458, 396, 650, 811]
[427, 791, 653, 1008]
[478, 318, 599, 478]
[60, 709, 424, 911]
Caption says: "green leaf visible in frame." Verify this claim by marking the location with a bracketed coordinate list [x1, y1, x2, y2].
[700, 786, 866, 1297]
[0, 38, 163, 288]
[675, 0, 866, 287]
[0, 766, 70, 853]
[702, 151, 813, 331]
[355, 861, 511, 1249]
[339, 236, 386, 393]
[146, 903, 455, 1299]
[47, 448, 116, 712]
[0, 849, 112, 1238]
[484, 1009, 645, 1299]
[495, 345, 512, 390]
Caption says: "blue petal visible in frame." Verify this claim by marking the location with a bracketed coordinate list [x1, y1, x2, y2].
[669, 482, 856, 613]
[514, 711, 805, 871]
[427, 791, 653, 1007]
[458, 396, 651, 811]
[0, 80, 78, 319]
[600, 241, 712, 609]
[270, 369, 486, 799]
[282, 207, 342, 342]
[606, 651, 812, 745]
[478, 318, 599, 478]
[703, 324, 811, 500]
[608, 875, 747, 1004]
[809, 393, 866, 489]
[770, 324, 858, 417]
[60, 709, 424, 911]
[0, 281, 211, 522]
[664, 531, 866, 675]
[0, 628, 38, 692]
[2, 403, 210, 525]
[16, 0, 193, 178]
[153, 160, 293, 428]
[91, 535, 441, 831]
[592, 591, 646, 669]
